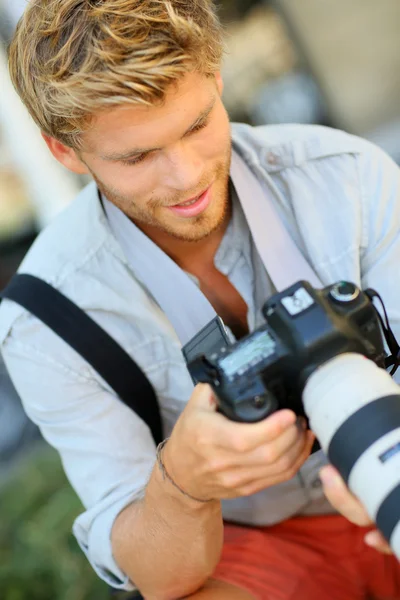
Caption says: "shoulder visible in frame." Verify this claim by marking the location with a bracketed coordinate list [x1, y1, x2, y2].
[231, 122, 400, 287]
[0, 182, 153, 349]
[231, 122, 399, 221]
[16, 181, 123, 283]
[231, 122, 383, 169]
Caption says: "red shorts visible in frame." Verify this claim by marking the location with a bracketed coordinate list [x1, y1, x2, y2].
[212, 515, 400, 599]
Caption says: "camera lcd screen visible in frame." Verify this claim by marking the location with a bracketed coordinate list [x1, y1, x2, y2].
[219, 330, 276, 378]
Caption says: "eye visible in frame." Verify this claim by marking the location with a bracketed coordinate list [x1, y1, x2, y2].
[187, 119, 209, 135]
[121, 153, 150, 166]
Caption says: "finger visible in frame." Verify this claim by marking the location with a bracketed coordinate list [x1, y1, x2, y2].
[364, 530, 393, 555]
[234, 418, 308, 468]
[319, 465, 373, 527]
[189, 383, 219, 411]
[238, 431, 316, 496]
[262, 427, 315, 476]
[221, 430, 315, 495]
[213, 409, 297, 451]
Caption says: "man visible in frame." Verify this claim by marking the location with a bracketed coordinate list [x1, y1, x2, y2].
[1, 1, 399, 598]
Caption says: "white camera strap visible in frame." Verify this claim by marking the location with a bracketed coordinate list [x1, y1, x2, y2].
[229, 151, 321, 293]
[104, 150, 322, 346]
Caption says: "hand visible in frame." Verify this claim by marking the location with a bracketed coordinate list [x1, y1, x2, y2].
[319, 464, 392, 555]
[163, 383, 315, 501]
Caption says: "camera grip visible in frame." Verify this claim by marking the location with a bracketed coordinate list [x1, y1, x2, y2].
[214, 377, 279, 423]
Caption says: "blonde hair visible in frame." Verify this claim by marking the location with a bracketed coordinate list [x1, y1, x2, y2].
[8, 0, 224, 149]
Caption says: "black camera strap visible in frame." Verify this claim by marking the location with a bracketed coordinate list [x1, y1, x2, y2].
[0, 273, 163, 446]
[365, 288, 400, 376]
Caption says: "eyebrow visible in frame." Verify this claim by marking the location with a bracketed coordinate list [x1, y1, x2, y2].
[102, 96, 217, 162]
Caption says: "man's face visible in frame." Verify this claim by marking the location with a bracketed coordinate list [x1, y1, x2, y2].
[75, 72, 232, 242]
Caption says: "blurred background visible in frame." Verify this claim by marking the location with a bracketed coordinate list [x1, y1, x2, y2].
[1, 1, 400, 598]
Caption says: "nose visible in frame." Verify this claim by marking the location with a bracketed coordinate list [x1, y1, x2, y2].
[161, 141, 203, 192]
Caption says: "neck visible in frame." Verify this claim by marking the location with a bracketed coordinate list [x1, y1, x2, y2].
[137, 209, 231, 273]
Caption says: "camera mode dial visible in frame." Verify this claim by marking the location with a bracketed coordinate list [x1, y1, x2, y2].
[329, 281, 359, 303]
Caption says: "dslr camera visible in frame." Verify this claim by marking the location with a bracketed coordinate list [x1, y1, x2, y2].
[185, 280, 400, 559]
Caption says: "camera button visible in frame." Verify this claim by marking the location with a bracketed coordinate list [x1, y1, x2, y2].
[329, 281, 359, 303]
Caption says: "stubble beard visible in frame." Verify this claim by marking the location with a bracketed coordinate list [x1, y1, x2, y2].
[92, 152, 232, 243]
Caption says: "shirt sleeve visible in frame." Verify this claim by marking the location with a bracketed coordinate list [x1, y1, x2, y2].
[1, 320, 164, 591]
[358, 140, 400, 384]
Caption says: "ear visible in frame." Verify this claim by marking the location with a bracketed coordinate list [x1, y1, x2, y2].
[215, 72, 224, 97]
[41, 134, 90, 175]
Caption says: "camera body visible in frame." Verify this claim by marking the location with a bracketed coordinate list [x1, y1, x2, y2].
[187, 280, 400, 560]
[187, 280, 386, 423]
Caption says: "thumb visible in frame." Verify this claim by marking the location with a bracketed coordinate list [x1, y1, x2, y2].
[189, 383, 219, 412]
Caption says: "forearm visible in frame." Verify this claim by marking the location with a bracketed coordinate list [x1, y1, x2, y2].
[111, 461, 223, 600]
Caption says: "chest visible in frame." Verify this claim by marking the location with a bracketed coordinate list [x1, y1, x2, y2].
[197, 268, 249, 339]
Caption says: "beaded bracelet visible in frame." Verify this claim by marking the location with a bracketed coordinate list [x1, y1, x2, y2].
[156, 438, 212, 503]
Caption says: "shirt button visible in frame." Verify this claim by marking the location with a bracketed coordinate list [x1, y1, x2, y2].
[266, 151, 279, 165]
[311, 477, 322, 489]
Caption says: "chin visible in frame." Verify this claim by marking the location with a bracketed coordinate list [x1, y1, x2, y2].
[175, 210, 227, 242]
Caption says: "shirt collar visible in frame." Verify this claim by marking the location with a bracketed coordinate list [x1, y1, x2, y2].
[213, 180, 252, 275]
[101, 179, 252, 277]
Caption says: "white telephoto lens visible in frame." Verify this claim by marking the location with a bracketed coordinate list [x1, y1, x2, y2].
[303, 353, 400, 559]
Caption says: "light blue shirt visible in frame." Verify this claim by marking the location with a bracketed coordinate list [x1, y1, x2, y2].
[1, 123, 400, 591]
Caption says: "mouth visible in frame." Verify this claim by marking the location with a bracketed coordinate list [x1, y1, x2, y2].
[176, 188, 208, 206]
[167, 184, 213, 218]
